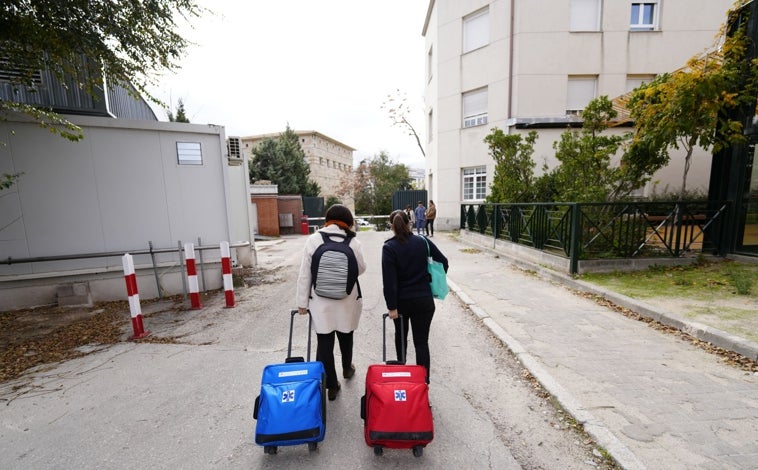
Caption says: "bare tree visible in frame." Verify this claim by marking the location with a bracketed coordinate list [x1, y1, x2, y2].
[381, 89, 426, 158]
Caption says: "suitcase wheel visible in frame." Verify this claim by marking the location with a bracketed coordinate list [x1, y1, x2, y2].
[412, 446, 424, 458]
[308, 442, 318, 452]
[373, 445, 383, 456]
[263, 445, 277, 455]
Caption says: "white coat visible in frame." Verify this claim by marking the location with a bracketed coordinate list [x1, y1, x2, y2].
[296, 224, 367, 334]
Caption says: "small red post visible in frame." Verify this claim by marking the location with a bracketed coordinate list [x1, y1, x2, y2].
[221, 241, 235, 308]
[122, 253, 150, 340]
[301, 213, 309, 235]
[184, 243, 202, 309]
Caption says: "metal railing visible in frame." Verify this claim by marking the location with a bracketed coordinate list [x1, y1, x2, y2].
[2, 239, 251, 300]
[461, 201, 730, 274]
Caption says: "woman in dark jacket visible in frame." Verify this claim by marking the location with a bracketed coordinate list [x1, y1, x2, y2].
[382, 209, 448, 384]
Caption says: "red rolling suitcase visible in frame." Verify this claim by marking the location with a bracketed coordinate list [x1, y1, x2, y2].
[360, 313, 433, 457]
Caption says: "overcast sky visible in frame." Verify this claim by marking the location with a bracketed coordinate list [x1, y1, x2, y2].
[148, 0, 429, 170]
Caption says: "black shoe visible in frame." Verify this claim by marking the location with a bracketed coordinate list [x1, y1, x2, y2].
[328, 382, 341, 401]
[343, 364, 356, 379]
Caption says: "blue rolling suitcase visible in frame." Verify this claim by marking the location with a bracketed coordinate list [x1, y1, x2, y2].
[253, 310, 326, 454]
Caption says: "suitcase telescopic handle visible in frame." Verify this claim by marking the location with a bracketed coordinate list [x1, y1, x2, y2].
[289, 309, 312, 362]
[382, 312, 405, 364]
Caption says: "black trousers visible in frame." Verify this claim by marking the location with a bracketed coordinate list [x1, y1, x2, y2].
[425, 219, 434, 236]
[316, 331, 353, 389]
[393, 296, 435, 383]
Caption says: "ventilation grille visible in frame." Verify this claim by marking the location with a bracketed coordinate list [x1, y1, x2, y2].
[227, 136, 242, 160]
[0, 58, 43, 86]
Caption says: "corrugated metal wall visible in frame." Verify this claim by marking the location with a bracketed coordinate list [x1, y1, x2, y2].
[1, 58, 156, 120]
[393, 190, 428, 212]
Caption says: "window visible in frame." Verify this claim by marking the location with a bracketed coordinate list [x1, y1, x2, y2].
[630, 1, 659, 31]
[463, 8, 489, 53]
[626, 75, 655, 92]
[570, 0, 601, 31]
[177, 142, 202, 165]
[426, 46, 433, 82]
[463, 167, 487, 201]
[428, 109, 434, 143]
[566, 77, 597, 115]
[463, 88, 488, 128]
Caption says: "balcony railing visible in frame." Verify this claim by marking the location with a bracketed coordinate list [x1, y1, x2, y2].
[461, 201, 730, 274]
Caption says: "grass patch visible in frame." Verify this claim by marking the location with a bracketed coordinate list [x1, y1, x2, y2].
[579, 259, 758, 344]
[580, 259, 758, 301]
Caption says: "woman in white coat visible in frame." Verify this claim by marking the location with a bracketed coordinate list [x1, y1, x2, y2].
[296, 204, 367, 400]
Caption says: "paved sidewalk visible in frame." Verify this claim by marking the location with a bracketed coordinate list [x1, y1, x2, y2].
[429, 232, 758, 470]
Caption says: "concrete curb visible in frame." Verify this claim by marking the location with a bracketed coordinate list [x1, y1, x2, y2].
[449, 281, 648, 470]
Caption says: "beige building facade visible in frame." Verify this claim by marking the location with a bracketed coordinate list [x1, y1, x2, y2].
[240, 130, 355, 211]
[423, 0, 735, 230]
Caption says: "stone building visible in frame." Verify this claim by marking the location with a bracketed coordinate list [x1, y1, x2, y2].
[240, 130, 355, 211]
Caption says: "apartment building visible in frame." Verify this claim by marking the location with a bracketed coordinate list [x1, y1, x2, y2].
[240, 130, 355, 210]
[422, 0, 734, 229]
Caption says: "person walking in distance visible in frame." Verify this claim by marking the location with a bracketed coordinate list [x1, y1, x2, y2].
[414, 201, 426, 235]
[405, 204, 415, 229]
[425, 200, 437, 237]
[382, 209, 448, 384]
[296, 204, 367, 400]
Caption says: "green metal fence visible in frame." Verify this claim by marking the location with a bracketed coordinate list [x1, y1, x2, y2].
[461, 201, 730, 274]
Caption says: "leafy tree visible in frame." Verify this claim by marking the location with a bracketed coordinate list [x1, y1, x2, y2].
[248, 125, 320, 196]
[1, 0, 203, 188]
[551, 97, 633, 202]
[325, 195, 342, 208]
[484, 129, 538, 203]
[626, 15, 758, 199]
[351, 152, 412, 215]
[167, 98, 190, 123]
[382, 89, 426, 158]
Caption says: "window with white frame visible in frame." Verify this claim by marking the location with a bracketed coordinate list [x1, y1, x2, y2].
[570, 0, 601, 31]
[566, 76, 597, 115]
[463, 87, 488, 128]
[462, 166, 487, 201]
[463, 8, 489, 53]
[626, 74, 656, 92]
[630, 1, 659, 31]
[177, 142, 202, 165]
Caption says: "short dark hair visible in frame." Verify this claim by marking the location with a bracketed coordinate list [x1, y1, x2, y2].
[325, 204, 356, 237]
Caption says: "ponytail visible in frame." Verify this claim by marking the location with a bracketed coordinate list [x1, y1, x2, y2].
[389, 210, 412, 243]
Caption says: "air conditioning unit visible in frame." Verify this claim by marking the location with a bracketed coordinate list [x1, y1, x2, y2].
[565, 109, 583, 117]
[227, 136, 242, 164]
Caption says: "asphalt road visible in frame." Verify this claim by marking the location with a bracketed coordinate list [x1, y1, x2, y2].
[0, 230, 612, 469]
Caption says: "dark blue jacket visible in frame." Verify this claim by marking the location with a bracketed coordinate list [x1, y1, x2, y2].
[382, 234, 449, 310]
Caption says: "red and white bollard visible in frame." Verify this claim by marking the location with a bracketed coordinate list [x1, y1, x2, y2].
[220, 241, 235, 308]
[184, 243, 202, 309]
[122, 253, 150, 340]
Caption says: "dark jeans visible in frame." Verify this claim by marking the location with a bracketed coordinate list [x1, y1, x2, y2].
[425, 219, 434, 236]
[316, 331, 353, 389]
[393, 296, 435, 383]
[416, 220, 425, 234]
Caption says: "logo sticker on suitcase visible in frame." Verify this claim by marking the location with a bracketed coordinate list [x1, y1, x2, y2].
[394, 390, 407, 401]
[282, 390, 295, 403]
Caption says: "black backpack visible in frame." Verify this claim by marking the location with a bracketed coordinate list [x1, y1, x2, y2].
[310, 232, 361, 300]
